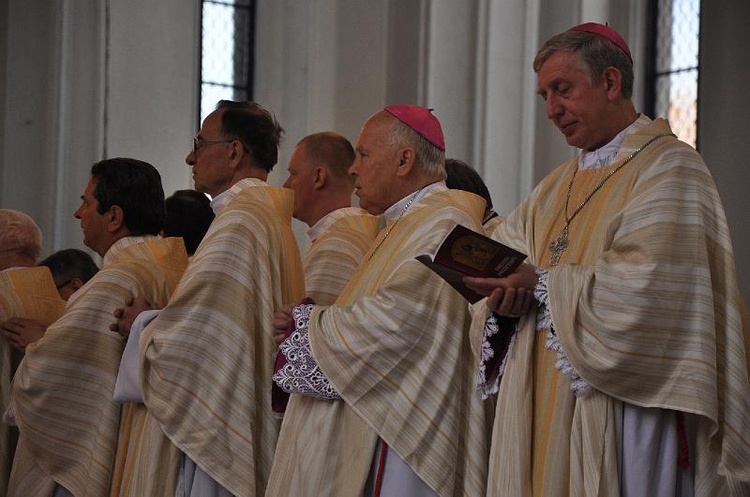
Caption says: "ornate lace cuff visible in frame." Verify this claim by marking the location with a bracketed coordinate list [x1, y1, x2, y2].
[545, 331, 591, 397]
[534, 268, 553, 332]
[476, 312, 517, 399]
[535, 268, 590, 397]
[272, 303, 341, 400]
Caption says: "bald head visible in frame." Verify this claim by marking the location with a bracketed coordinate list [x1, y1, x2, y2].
[283, 131, 357, 226]
[296, 132, 355, 190]
[0, 209, 42, 270]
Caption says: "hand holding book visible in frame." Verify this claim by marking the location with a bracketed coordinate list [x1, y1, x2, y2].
[416, 224, 528, 304]
[463, 264, 537, 316]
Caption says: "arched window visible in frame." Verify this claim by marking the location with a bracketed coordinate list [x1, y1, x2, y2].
[199, 0, 256, 123]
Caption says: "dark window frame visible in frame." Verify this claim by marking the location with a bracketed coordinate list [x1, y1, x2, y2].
[197, 0, 256, 125]
[644, 0, 702, 150]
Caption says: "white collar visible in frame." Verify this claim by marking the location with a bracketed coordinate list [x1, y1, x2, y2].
[209, 188, 232, 214]
[578, 115, 643, 170]
[380, 181, 445, 224]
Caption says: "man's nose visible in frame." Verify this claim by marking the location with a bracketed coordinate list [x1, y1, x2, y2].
[546, 94, 563, 120]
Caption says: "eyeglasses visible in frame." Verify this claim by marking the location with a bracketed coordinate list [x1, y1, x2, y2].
[192, 137, 235, 153]
[55, 279, 72, 290]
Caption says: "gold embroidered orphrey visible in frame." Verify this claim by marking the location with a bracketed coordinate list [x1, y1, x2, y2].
[548, 133, 675, 266]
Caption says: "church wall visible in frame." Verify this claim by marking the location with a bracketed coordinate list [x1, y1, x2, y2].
[0, 0, 747, 302]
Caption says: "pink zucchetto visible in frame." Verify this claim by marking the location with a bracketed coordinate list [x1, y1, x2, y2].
[384, 105, 445, 151]
[569, 22, 632, 61]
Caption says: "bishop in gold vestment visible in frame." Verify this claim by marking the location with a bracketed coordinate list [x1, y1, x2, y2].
[270, 106, 490, 497]
[467, 24, 750, 496]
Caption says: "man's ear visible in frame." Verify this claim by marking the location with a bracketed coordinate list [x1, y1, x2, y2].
[313, 166, 327, 190]
[69, 277, 84, 292]
[603, 66, 623, 100]
[228, 140, 245, 169]
[107, 205, 125, 232]
[395, 148, 416, 177]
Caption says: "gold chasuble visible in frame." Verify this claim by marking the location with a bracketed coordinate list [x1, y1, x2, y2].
[0, 267, 65, 495]
[303, 207, 379, 305]
[138, 179, 304, 497]
[267, 186, 490, 497]
[8, 236, 188, 497]
[478, 117, 750, 496]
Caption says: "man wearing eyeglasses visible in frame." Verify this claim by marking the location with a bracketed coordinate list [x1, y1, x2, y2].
[112, 100, 304, 496]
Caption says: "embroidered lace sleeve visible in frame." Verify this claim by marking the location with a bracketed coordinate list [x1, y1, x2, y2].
[477, 312, 518, 400]
[534, 268, 552, 331]
[272, 303, 341, 400]
[535, 268, 591, 397]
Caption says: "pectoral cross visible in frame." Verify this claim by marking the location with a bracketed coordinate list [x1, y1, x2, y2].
[548, 225, 569, 266]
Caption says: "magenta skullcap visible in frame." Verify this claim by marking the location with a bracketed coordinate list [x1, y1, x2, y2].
[569, 22, 632, 61]
[384, 105, 445, 151]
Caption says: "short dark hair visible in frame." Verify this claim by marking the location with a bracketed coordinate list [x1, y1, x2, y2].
[533, 29, 634, 99]
[164, 189, 215, 255]
[90, 158, 165, 236]
[444, 158, 493, 209]
[216, 100, 284, 172]
[38, 248, 99, 287]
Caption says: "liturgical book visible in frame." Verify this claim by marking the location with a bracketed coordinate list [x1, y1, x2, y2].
[416, 223, 526, 303]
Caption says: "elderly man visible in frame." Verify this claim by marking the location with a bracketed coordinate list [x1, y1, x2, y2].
[0, 210, 42, 270]
[268, 105, 489, 496]
[465, 23, 750, 496]
[283, 131, 378, 304]
[113, 100, 304, 496]
[0, 210, 65, 494]
[8, 158, 188, 497]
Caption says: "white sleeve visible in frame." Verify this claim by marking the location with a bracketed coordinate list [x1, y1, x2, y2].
[113, 309, 161, 403]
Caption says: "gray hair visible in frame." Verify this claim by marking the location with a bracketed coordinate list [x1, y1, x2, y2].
[533, 29, 634, 99]
[0, 209, 42, 261]
[388, 120, 445, 176]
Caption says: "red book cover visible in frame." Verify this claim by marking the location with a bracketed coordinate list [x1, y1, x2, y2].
[416, 224, 526, 303]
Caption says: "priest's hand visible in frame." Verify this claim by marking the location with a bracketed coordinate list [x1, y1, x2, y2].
[110, 295, 156, 338]
[0, 317, 48, 350]
[273, 305, 294, 345]
[464, 263, 538, 317]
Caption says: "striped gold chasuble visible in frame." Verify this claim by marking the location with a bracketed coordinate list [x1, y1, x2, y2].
[479, 117, 750, 496]
[303, 207, 379, 305]
[0, 267, 65, 495]
[138, 179, 304, 497]
[267, 187, 490, 497]
[8, 236, 188, 497]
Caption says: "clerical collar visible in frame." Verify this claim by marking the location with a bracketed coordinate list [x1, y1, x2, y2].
[209, 188, 231, 214]
[307, 207, 351, 242]
[209, 178, 268, 214]
[578, 115, 641, 170]
[380, 181, 445, 224]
